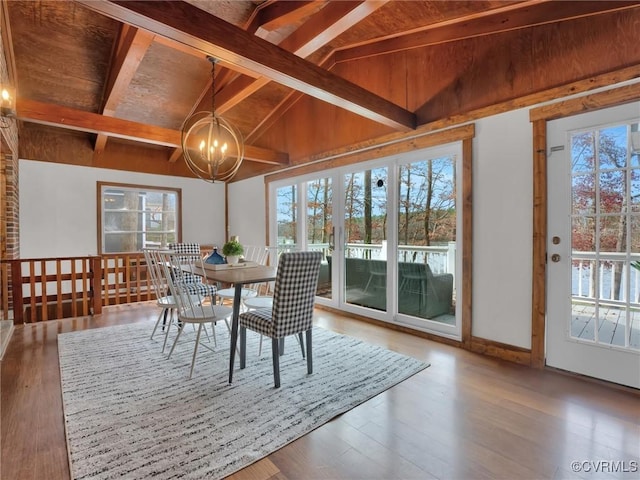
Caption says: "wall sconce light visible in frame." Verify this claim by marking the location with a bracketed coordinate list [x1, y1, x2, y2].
[1, 84, 16, 128]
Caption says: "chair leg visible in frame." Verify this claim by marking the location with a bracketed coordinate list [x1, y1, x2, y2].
[150, 307, 167, 340]
[162, 312, 173, 353]
[189, 324, 203, 379]
[271, 338, 281, 388]
[162, 308, 169, 330]
[306, 329, 313, 375]
[278, 337, 285, 356]
[167, 322, 184, 359]
[210, 322, 218, 347]
[298, 332, 305, 358]
[240, 326, 247, 369]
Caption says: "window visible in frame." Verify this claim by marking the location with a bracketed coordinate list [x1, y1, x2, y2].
[98, 182, 181, 254]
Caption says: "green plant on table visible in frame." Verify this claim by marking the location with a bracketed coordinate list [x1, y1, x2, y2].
[222, 239, 244, 257]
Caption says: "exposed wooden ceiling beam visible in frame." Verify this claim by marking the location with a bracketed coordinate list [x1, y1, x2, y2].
[256, 1, 326, 32]
[215, 0, 388, 116]
[17, 99, 288, 165]
[75, 0, 416, 131]
[102, 26, 155, 116]
[335, 0, 639, 63]
[279, 0, 386, 59]
[94, 25, 154, 157]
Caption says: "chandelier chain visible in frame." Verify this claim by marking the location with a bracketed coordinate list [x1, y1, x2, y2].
[208, 56, 217, 116]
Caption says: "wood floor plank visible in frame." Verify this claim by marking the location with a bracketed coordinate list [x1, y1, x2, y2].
[1, 302, 638, 480]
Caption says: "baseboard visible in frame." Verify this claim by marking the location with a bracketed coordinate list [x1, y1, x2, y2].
[468, 336, 532, 366]
[314, 305, 535, 365]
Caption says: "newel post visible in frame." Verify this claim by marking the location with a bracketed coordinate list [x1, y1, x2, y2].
[90, 256, 103, 315]
[10, 259, 24, 324]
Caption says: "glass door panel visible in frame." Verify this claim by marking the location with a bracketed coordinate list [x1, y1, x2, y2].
[398, 155, 456, 325]
[306, 178, 333, 298]
[275, 184, 297, 255]
[569, 124, 640, 351]
[343, 167, 388, 311]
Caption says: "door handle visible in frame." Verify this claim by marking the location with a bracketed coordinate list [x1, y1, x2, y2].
[551, 254, 560, 262]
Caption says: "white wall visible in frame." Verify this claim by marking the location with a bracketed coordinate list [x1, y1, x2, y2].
[19, 160, 226, 258]
[473, 108, 533, 348]
[19, 107, 536, 350]
[227, 175, 267, 247]
[228, 109, 535, 349]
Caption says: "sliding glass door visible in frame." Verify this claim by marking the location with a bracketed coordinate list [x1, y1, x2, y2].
[269, 143, 462, 339]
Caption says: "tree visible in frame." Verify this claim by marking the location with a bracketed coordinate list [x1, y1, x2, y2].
[571, 126, 633, 300]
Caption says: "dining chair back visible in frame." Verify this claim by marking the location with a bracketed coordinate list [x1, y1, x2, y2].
[238, 251, 322, 387]
[143, 248, 177, 351]
[160, 251, 232, 379]
[216, 245, 270, 307]
[167, 242, 218, 299]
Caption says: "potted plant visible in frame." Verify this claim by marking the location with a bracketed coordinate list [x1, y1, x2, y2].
[222, 239, 244, 264]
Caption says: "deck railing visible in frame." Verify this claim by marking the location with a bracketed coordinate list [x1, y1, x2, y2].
[3, 253, 153, 324]
[572, 251, 640, 305]
[293, 242, 456, 275]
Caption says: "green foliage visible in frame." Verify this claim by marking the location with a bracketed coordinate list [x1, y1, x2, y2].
[631, 261, 640, 271]
[222, 239, 244, 256]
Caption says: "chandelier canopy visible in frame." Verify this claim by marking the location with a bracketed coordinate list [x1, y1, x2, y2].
[181, 57, 244, 183]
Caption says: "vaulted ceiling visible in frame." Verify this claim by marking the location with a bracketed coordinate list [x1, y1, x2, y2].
[3, 0, 640, 182]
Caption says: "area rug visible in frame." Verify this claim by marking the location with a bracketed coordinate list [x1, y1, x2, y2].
[58, 321, 429, 480]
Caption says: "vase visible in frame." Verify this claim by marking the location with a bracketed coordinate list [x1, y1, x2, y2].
[226, 255, 240, 265]
[205, 248, 225, 265]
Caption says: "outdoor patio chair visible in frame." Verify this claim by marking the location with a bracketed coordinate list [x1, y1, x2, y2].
[238, 251, 322, 388]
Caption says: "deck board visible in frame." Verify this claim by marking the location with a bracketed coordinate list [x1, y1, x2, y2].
[571, 304, 640, 349]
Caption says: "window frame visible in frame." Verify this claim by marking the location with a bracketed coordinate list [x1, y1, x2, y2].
[97, 181, 182, 254]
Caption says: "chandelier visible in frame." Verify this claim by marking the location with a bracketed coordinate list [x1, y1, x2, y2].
[181, 57, 244, 182]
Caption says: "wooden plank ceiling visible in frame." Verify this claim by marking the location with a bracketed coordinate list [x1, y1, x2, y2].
[4, 0, 640, 181]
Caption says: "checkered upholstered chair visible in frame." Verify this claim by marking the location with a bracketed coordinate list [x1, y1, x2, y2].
[167, 243, 218, 299]
[238, 251, 322, 388]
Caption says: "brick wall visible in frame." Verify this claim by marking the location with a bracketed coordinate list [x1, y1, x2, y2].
[1, 12, 19, 320]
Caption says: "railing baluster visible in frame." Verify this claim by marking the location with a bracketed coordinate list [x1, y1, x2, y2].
[71, 259, 77, 317]
[91, 256, 102, 315]
[40, 260, 48, 321]
[56, 259, 63, 319]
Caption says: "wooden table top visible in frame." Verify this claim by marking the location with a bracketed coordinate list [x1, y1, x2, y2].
[194, 264, 277, 285]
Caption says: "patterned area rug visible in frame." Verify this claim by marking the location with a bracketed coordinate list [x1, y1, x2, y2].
[58, 321, 429, 480]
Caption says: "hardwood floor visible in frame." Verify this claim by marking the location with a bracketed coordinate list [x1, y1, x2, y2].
[2, 302, 639, 479]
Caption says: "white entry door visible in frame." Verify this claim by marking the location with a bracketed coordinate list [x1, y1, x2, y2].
[547, 103, 640, 389]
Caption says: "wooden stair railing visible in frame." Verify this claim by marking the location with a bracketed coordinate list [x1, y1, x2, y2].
[5, 253, 153, 324]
